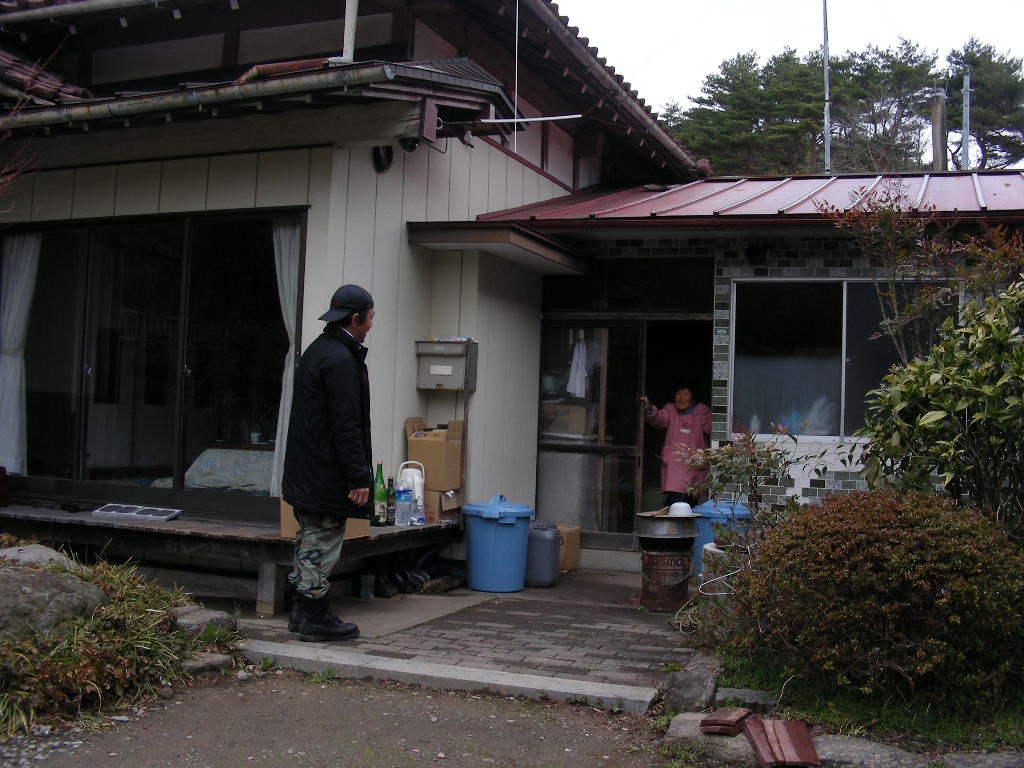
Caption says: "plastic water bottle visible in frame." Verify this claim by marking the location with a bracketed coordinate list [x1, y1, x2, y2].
[395, 479, 414, 526]
[411, 496, 425, 526]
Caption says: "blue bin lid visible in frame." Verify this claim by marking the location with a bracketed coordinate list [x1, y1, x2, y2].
[464, 494, 534, 520]
[693, 500, 751, 519]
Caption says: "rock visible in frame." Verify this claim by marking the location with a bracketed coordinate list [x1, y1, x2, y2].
[0, 544, 80, 571]
[180, 652, 233, 673]
[167, 605, 238, 637]
[814, 734, 929, 768]
[940, 755, 1024, 768]
[664, 651, 722, 712]
[714, 686, 777, 713]
[664, 712, 755, 766]
[0, 568, 107, 641]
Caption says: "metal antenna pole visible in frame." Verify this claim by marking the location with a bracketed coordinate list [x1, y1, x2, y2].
[961, 68, 971, 170]
[823, 0, 831, 174]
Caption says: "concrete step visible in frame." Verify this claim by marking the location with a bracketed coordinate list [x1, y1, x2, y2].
[238, 638, 659, 715]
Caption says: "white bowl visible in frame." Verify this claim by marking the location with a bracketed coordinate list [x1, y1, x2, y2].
[668, 502, 693, 516]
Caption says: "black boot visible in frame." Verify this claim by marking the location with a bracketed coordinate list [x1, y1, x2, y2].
[374, 571, 399, 598]
[296, 594, 359, 642]
[286, 581, 301, 633]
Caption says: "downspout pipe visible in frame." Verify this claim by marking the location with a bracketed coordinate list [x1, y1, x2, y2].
[0, 0, 159, 24]
[341, 0, 359, 63]
[0, 63, 395, 131]
[522, 0, 695, 175]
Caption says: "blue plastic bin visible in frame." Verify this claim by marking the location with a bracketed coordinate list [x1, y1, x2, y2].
[463, 494, 534, 592]
[692, 500, 751, 577]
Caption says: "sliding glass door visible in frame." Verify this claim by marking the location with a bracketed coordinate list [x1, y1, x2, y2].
[180, 219, 287, 498]
[536, 324, 644, 545]
[82, 222, 183, 487]
[14, 214, 296, 518]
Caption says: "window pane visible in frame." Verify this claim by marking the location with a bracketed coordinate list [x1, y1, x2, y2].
[181, 219, 285, 495]
[733, 283, 842, 435]
[844, 282, 904, 435]
[539, 326, 600, 439]
[25, 230, 87, 478]
[84, 222, 183, 484]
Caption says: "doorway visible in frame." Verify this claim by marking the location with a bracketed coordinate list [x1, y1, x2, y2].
[535, 318, 713, 549]
[641, 320, 714, 512]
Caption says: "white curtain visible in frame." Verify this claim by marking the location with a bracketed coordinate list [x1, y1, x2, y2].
[270, 219, 300, 497]
[0, 233, 42, 475]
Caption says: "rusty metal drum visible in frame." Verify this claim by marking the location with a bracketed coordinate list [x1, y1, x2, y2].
[640, 549, 693, 611]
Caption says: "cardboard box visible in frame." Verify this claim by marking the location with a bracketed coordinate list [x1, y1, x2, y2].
[541, 404, 591, 435]
[405, 417, 464, 491]
[279, 499, 371, 540]
[557, 524, 581, 572]
[424, 489, 462, 523]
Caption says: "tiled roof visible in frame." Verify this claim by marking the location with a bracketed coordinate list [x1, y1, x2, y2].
[480, 172, 1024, 224]
[0, 48, 91, 102]
[0, 1, 86, 10]
[0, 0, 695, 179]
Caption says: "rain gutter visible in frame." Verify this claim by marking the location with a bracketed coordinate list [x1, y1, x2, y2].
[0, 63, 395, 131]
[0, 0, 158, 24]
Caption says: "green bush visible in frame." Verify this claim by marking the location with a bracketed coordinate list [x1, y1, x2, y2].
[860, 279, 1024, 541]
[733, 490, 1024, 700]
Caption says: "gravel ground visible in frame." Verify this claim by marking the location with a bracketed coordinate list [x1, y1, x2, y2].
[0, 671, 680, 768]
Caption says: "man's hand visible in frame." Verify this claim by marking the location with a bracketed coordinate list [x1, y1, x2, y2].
[348, 487, 369, 507]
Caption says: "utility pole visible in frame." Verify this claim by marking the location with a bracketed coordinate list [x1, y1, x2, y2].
[961, 68, 971, 170]
[930, 90, 947, 171]
[823, 0, 831, 174]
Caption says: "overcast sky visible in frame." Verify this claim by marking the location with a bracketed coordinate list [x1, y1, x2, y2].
[551, 0, 1024, 116]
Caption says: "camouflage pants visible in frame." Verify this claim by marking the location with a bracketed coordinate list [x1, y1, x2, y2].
[288, 511, 348, 599]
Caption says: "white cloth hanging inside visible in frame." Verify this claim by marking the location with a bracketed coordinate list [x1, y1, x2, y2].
[566, 339, 590, 398]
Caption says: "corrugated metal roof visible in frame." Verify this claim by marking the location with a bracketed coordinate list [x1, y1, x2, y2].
[480, 172, 1024, 223]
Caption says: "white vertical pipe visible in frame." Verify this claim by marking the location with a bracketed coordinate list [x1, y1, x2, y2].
[514, 0, 520, 154]
[342, 0, 359, 63]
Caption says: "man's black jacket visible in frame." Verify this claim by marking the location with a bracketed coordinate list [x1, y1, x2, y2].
[282, 324, 372, 519]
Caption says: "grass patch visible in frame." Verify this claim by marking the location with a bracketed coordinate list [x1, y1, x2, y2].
[305, 669, 339, 685]
[656, 743, 712, 768]
[0, 549, 231, 739]
[718, 644, 1024, 750]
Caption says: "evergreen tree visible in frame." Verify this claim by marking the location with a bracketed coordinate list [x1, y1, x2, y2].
[945, 39, 1024, 169]
[667, 41, 993, 175]
[672, 52, 770, 176]
[829, 42, 936, 172]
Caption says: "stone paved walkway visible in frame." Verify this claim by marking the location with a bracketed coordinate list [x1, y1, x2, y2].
[238, 570, 693, 691]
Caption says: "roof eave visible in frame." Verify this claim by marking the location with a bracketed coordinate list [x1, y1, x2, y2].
[408, 220, 587, 275]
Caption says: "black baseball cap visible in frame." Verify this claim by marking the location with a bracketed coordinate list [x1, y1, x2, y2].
[319, 284, 374, 323]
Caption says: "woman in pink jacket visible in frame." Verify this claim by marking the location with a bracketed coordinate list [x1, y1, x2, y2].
[641, 383, 712, 506]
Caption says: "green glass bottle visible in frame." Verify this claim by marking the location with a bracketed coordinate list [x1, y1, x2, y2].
[386, 477, 396, 526]
[372, 462, 388, 526]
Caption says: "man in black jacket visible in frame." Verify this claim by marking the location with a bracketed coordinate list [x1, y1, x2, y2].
[282, 284, 375, 641]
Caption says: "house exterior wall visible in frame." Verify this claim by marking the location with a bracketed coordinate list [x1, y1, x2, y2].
[1, 119, 567, 506]
[426, 249, 543, 505]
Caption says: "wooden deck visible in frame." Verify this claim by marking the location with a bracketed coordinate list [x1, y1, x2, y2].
[0, 504, 463, 614]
